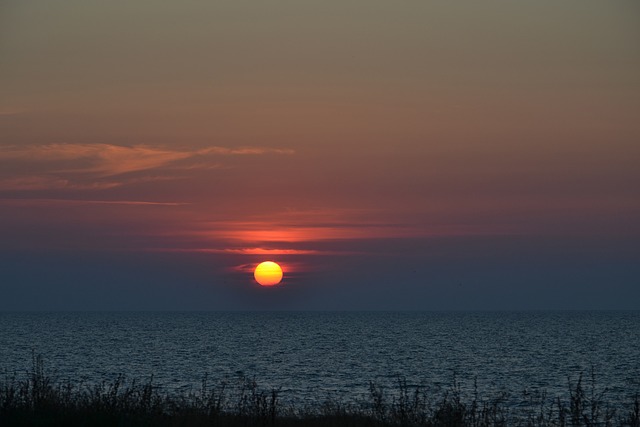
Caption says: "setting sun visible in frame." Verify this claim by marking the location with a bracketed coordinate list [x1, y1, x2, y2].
[254, 261, 283, 286]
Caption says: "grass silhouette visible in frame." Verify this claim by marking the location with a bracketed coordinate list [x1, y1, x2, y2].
[1, 355, 638, 426]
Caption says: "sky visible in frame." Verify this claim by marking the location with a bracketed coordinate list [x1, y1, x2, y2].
[1, 1, 639, 310]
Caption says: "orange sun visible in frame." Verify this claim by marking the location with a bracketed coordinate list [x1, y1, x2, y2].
[254, 261, 283, 286]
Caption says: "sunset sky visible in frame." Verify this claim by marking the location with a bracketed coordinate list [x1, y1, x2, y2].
[1, 1, 639, 310]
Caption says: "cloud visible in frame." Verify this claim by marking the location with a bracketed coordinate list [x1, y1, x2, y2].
[0, 176, 121, 191]
[149, 207, 515, 259]
[197, 147, 295, 156]
[0, 143, 293, 191]
[55, 144, 194, 176]
[0, 109, 26, 116]
[195, 221, 483, 243]
[0, 198, 188, 207]
[148, 247, 324, 255]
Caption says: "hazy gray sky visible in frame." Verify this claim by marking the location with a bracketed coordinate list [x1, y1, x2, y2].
[1, 1, 639, 310]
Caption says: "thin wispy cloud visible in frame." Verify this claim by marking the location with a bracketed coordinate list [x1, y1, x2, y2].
[0, 176, 121, 191]
[198, 147, 294, 156]
[0, 109, 26, 116]
[0, 198, 188, 207]
[149, 247, 323, 255]
[196, 220, 499, 243]
[0, 143, 294, 191]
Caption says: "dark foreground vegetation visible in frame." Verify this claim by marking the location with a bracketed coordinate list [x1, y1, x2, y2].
[1, 356, 638, 427]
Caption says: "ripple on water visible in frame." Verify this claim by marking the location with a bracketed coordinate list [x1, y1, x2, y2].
[0, 311, 638, 406]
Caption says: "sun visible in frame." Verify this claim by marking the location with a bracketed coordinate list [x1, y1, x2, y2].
[254, 261, 283, 286]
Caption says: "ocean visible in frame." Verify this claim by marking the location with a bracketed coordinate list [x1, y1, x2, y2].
[1, 311, 638, 408]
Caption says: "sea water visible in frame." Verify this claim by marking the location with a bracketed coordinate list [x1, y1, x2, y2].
[1, 311, 638, 407]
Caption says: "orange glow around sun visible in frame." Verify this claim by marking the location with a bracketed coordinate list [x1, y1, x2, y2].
[254, 261, 283, 286]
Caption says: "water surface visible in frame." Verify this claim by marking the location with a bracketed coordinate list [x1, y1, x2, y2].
[1, 311, 638, 406]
